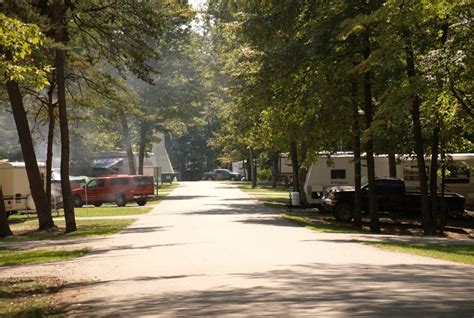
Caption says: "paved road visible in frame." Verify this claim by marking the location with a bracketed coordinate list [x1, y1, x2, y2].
[2, 181, 473, 316]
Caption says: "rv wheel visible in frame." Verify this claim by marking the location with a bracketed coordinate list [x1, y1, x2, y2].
[115, 193, 127, 207]
[93, 203, 103, 207]
[334, 203, 353, 222]
[73, 195, 84, 208]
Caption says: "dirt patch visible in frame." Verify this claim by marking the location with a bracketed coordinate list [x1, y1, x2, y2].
[0, 276, 64, 316]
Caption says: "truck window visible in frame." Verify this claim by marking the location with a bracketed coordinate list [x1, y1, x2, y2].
[96, 180, 105, 187]
[331, 169, 346, 179]
[134, 177, 153, 185]
[111, 178, 129, 186]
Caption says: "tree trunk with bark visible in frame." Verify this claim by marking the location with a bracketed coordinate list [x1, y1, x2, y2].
[0, 186, 13, 238]
[52, 0, 76, 233]
[363, 31, 379, 233]
[290, 140, 300, 194]
[388, 152, 397, 177]
[403, 29, 433, 235]
[45, 83, 55, 212]
[138, 121, 149, 175]
[6, 81, 54, 230]
[120, 112, 136, 175]
[430, 124, 440, 230]
[249, 149, 256, 188]
[351, 79, 362, 229]
[271, 153, 279, 188]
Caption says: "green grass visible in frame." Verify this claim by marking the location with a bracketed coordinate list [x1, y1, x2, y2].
[3, 218, 135, 242]
[362, 241, 474, 265]
[0, 248, 88, 266]
[282, 213, 363, 233]
[0, 277, 62, 317]
[238, 182, 290, 208]
[53, 206, 152, 217]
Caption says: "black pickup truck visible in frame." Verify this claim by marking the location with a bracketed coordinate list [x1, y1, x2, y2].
[321, 177, 465, 222]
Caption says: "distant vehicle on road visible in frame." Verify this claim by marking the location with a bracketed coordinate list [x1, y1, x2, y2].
[203, 169, 242, 181]
[321, 177, 465, 222]
[72, 175, 154, 207]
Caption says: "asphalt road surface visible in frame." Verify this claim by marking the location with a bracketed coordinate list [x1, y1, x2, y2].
[1, 181, 473, 316]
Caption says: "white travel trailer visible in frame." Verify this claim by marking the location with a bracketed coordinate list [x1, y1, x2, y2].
[303, 153, 474, 207]
[0, 160, 46, 212]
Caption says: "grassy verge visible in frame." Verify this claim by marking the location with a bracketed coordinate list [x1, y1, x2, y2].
[0, 248, 88, 266]
[4, 218, 135, 242]
[52, 206, 152, 218]
[362, 241, 474, 265]
[0, 277, 62, 317]
[282, 213, 363, 233]
[238, 182, 290, 208]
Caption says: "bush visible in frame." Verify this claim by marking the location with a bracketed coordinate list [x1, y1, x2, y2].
[257, 168, 273, 181]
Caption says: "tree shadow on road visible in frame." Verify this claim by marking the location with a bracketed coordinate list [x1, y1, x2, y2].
[60, 263, 474, 316]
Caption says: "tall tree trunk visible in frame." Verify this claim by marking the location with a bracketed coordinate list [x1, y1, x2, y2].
[271, 153, 279, 188]
[6, 81, 54, 230]
[290, 140, 300, 193]
[439, 150, 447, 233]
[430, 124, 440, 231]
[403, 29, 433, 235]
[351, 79, 362, 229]
[363, 31, 379, 233]
[120, 112, 136, 175]
[388, 152, 397, 177]
[249, 149, 256, 188]
[245, 157, 251, 182]
[138, 121, 148, 175]
[53, 0, 76, 233]
[45, 83, 55, 212]
[0, 186, 13, 238]
[298, 141, 308, 205]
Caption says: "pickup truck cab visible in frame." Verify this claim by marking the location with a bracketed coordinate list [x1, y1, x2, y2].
[322, 177, 465, 222]
[72, 175, 155, 207]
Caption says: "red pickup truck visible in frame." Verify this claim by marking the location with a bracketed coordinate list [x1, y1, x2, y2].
[72, 175, 155, 207]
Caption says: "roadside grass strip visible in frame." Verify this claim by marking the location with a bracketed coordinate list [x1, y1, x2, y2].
[58, 206, 152, 217]
[0, 248, 88, 267]
[4, 218, 135, 242]
[361, 241, 474, 265]
[0, 277, 62, 317]
[238, 183, 290, 208]
[282, 213, 364, 233]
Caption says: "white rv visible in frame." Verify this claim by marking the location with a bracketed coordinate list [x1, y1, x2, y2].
[0, 160, 46, 212]
[303, 153, 474, 207]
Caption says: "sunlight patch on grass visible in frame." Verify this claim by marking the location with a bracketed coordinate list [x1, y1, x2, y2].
[362, 241, 474, 265]
[0, 248, 88, 266]
[4, 219, 135, 242]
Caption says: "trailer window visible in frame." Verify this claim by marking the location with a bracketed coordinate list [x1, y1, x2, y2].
[331, 169, 346, 179]
[403, 166, 430, 181]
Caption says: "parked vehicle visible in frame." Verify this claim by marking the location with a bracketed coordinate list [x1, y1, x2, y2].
[203, 169, 242, 181]
[0, 160, 46, 214]
[72, 175, 155, 207]
[321, 177, 465, 222]
[304, 153, 474, 208]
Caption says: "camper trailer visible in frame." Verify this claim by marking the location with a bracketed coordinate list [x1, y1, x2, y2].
[0, 161, 46, 213]
[303, 153, 474, 207]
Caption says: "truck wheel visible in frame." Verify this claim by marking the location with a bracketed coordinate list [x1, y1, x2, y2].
[115, 193, 127, 207]
[334, 203, 353, 222]
[136, 198, 147, 206]
[73, 195, 84, 208]
[93, 203, 103, 207]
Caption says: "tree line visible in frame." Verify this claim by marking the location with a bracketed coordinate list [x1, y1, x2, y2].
[0, 0, 211, 237]
[205, 0, 473, 235]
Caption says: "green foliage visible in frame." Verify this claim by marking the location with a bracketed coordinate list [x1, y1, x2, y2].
[0, 13, 50, 88]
